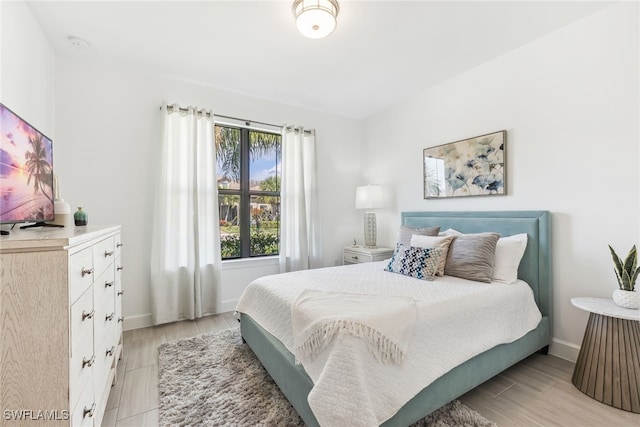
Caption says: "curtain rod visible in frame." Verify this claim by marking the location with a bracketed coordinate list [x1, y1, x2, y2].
[161, 105, 313, 135]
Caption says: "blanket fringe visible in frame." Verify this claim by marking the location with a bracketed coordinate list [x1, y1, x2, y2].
[295, 320, 405, 365]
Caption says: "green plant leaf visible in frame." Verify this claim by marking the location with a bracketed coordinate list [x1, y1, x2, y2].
[629, 246, 638, 274]
[622, 269, 632, 290]
[614, 268, 623, 289]
[609, 245, 624, 275]
[623, 245, 637, 275]
[631, 267, 640, 291]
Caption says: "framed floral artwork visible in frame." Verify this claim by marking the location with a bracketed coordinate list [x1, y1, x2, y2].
[423, 130, 506, 199]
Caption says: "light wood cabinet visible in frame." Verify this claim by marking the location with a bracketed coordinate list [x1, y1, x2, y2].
[0, 226, 123, 426]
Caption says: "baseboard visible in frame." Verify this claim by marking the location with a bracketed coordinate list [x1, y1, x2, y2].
[123, 313, 153, 331]
[220, 299, 239, 313]
[122, 303, 239, 331]
[549, 337, 580, 363]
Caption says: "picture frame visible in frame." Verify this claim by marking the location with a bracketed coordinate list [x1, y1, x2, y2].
[423, 130, 506, 199]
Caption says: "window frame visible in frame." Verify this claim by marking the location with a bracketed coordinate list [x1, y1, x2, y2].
[216, 125, 281, 260]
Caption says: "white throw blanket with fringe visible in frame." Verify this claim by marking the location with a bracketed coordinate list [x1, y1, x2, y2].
[292, 289, 417, 366]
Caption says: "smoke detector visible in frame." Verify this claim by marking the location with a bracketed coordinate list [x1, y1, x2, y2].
[68, 36, 90, 48]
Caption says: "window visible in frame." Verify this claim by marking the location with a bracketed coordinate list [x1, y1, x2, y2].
[215, 124, 281, 259]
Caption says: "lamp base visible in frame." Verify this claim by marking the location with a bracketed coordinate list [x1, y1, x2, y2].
[363, 212, 377, 248]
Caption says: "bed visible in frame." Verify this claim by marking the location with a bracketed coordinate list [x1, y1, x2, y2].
[237, 210, 551, 426]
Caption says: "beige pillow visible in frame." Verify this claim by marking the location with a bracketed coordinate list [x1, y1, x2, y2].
[410, 234, 455, 276]
[444, 232, 500, 283]
[398, 226, 440, 246]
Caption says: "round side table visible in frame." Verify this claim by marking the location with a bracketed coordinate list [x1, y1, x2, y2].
[571, 297, 640, 413]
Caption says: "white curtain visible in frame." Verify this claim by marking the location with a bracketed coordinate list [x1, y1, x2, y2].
[279, 126, 322, 272]
[150, 103, 222, 325]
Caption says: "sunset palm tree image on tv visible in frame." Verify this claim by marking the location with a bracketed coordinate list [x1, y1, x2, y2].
[0, 103, 55, 226]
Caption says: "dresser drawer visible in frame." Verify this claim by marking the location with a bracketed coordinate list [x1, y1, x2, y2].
[344, 251, 372, 264]
[93, 236, 115, 277]
[115, 255, 123, 321]
[94, 339, 117, 406]
[94, 268, 116, 349]
[94, 265, 115, 310]
[69, 287, 94, 408]
[343, 247, 394, 265]
[70, 246, 94, 305]
[70, 287, 94, 358]
[114, 233, 123, 259]
[71, 376, 96, 427]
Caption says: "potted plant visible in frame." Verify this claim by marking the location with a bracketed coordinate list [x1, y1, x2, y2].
[609, 245, 640, 309]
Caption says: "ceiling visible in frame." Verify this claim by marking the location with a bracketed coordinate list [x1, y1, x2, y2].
[27, 1, 611, 119]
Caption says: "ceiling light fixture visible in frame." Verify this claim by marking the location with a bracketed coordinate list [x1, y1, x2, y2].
[292, 0, 339, 39]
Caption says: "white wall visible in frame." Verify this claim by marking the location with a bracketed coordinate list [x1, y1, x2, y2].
[362, 2, 639, 361]
[54, 58, 362, 329]
[0, 0, 55, 137]
[10, 0, 638, 354]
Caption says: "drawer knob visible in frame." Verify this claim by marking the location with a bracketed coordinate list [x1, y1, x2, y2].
[352, 255, 358, 260]
[117, 290, 124, 296]
[118, 316, 124, 323]
[105, 312, 115, 321]
[82, 355, 95, 368]
[105, 281, 114, 288]
[82, 310, 95, 321]
[104, 250, 114, 257]
[117, 243, 123, 248]
[83, 403, 96, 419]
[106, 346, 115, 357]
[117, 266, 124, 271]
[81, 267, 94, 277]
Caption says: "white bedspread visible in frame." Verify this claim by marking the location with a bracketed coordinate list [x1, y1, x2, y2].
[235, 261, 542, 426]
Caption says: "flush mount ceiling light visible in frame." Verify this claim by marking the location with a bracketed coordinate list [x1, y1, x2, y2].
[292, 0, 339, 39]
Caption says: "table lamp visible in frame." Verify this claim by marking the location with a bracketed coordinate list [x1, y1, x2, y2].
[355, 184, 384, 248]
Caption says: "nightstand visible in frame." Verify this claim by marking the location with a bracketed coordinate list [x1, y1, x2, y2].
[571, 297, 640, 413]
[343, 246, 394, 265]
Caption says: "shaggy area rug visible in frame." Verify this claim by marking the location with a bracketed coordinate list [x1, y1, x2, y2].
[158, 328, 497, 427]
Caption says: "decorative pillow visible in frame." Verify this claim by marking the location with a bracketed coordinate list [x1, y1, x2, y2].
[441, 228, 463, 236]
[384, 243, 443, 281]
[398, 226, 440, 246]
[444, 233, 500, 283]
[493, 233, 528, 284]
[410, 234, 455, 276]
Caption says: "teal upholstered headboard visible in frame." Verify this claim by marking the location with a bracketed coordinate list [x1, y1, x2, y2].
[401, 211, 552, 318]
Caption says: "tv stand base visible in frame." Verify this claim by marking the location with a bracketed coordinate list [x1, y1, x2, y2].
[19, 222, 65, 230]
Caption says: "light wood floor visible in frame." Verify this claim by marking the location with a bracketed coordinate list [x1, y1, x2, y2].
[102, 312, 640, 427]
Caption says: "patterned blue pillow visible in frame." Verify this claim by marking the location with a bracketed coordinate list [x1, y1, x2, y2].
[384, 243, 443, 281]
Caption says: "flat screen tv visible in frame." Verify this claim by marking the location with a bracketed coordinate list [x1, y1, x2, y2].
[0, 103, 55, 233]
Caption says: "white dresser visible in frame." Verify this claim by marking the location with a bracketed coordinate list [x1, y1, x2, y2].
[0, 225, 123, 426]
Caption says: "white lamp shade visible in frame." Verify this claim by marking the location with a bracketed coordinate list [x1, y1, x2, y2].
[355, 185, 384, 210]
[293, 0, 339, 39]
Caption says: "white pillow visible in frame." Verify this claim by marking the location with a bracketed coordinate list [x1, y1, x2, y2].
[410, 234, 454, 276]
[441, 228, 463, 236]
[493, 233, 528, 284]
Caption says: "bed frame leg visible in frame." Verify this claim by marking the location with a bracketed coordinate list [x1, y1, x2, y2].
[538, 345, 549, 355]
[238, 317, 246, 343]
